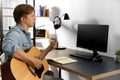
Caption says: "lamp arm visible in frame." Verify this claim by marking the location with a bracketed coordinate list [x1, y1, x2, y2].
[60, 14, 64, 18]
[54, 28, 66, 50]
[54, 29, 59, 48]
[54, 29, 58, 41]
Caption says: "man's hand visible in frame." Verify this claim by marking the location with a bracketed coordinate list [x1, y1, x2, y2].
[28, 56, 42, 70]
[32, 57, 42, 69]
[50, 38, 57, 51]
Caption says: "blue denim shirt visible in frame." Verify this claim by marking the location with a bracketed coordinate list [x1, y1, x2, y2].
[2, 24, 33, 60]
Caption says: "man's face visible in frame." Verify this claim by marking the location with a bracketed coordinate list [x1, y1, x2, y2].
[23, 11, 36, 27]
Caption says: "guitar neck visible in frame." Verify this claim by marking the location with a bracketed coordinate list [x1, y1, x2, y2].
[38, 43, 53, 60]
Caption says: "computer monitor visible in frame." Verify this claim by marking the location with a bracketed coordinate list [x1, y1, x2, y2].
[76, 24, 109, 61]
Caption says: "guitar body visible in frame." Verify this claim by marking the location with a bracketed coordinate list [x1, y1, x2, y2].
[2, 47, 48, 80]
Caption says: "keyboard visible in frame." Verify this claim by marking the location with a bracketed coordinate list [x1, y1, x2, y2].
[69, 52, 93, 60]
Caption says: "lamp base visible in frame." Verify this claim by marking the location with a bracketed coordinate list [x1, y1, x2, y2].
[55, 47, 66, 50]
[55, 42, 66, 50]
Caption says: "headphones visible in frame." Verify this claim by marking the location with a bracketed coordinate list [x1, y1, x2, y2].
[53, 16, 61, 29]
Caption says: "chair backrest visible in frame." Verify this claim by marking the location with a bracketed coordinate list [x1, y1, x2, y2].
[0, 0, 3, 55]
[0, 35, 3, 55]
[1, 60, 15, 80]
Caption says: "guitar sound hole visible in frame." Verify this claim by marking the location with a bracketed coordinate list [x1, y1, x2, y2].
[35, 65, 44, 78]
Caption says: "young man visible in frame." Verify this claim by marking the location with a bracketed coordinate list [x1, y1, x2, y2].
[2, 4, 58, 80]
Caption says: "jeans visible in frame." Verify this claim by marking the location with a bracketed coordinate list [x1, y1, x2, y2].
[43, 75, 63, 80]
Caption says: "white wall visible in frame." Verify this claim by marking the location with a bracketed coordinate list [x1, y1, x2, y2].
[35, 0, 120, 57]
[56, 0, 120, 57]
[35, 0, 120, 80]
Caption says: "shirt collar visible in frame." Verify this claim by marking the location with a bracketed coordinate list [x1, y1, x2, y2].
[16, 24, 31, 35]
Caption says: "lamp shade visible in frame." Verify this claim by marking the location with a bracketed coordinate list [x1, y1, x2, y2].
[64, 13, 70, 20]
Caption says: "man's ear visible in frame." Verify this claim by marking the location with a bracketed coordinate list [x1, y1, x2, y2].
[21, 17, 25, 22]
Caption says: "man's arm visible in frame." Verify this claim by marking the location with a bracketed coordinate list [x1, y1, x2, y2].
[13, 48, 42, 69]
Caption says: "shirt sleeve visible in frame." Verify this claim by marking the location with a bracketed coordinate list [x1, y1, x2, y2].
[2, 31, 22, 58]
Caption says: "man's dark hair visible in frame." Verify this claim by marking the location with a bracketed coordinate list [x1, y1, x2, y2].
[13, 4, 34, 23]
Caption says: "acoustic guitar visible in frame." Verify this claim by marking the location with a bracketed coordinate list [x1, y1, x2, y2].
[1, 41, 55, 80]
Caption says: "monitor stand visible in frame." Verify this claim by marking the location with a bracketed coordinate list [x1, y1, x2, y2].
[69, 50, 103, 62]
[90, 50, 103, 62]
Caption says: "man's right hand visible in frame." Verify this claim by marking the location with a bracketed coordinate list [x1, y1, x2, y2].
[30, 57, 42, 69]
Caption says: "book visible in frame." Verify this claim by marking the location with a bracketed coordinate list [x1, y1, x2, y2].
[43, 6, 47, 17]
[39, 5, 43, 16]
[47, 56, 77, 64]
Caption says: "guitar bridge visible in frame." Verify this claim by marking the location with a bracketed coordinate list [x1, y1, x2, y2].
[35, 65, 44, 78]
[27, 64, 44, 78]
[28, 66, 37, 76]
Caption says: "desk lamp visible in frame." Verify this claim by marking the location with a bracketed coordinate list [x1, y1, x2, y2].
[53, 13, 70, 50]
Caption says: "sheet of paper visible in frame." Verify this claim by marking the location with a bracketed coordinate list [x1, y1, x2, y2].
[48, 57, 77, 64]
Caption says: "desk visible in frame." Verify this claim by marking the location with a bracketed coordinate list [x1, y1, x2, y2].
[46, 48, 120, 80]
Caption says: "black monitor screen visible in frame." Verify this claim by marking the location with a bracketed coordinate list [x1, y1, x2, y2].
[77, 24, 109, 53]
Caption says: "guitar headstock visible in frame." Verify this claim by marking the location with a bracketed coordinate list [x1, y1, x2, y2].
[49, 38, 56, 44]
[49, 34, 57, 43]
